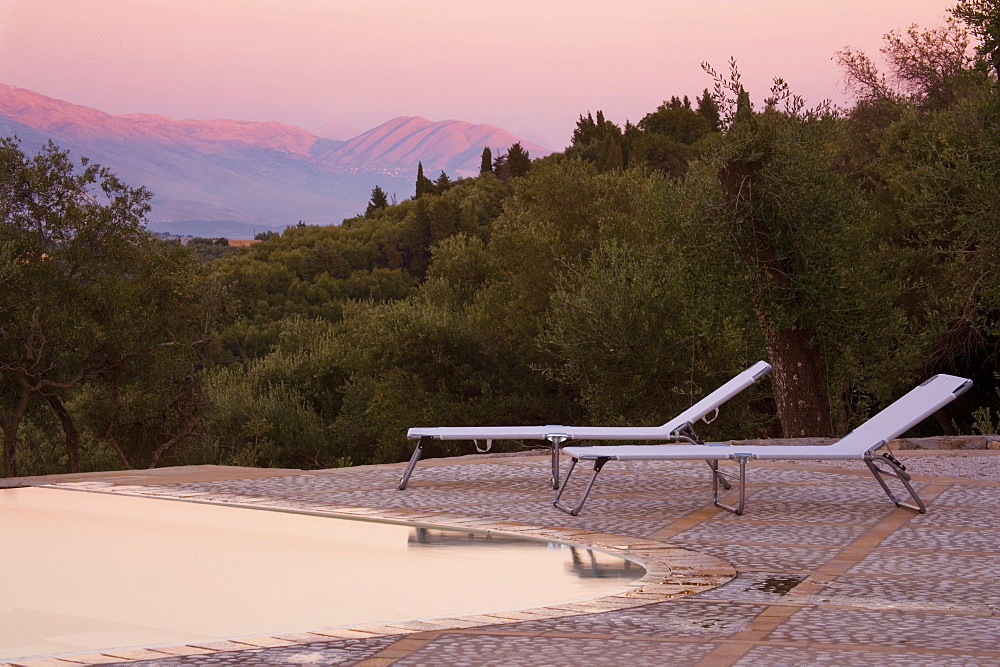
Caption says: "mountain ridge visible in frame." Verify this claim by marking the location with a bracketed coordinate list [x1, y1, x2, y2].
[316, 116, 549, 175]
[0, 83, 551, 235]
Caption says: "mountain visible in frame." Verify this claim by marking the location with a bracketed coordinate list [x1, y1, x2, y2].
[0, 84, 550, 236]
[314, 116, 551, 176]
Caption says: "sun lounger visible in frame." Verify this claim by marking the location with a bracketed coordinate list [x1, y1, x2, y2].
[399, 360, 772, 491]
[554, 373, 972, 516]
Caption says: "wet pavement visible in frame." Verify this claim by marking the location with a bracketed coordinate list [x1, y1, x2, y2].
[5, 450, 999, 666]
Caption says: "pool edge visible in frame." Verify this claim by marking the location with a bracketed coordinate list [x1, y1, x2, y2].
[4, 478, 736, 666]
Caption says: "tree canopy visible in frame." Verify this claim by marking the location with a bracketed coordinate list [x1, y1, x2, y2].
[3, 3, 998, 476]
[0, 139, 224, 476]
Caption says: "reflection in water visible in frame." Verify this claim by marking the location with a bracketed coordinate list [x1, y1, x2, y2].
[567, 546, 642, 579]
[409, 527, 540, 548]
[408, 528, 643, 580]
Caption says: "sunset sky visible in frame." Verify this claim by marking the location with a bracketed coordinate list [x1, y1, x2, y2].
[0, 0, 957, 148]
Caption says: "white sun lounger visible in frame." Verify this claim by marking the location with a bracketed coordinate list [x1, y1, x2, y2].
[399, 360, 772, 491]
[554, 373, 973, 516]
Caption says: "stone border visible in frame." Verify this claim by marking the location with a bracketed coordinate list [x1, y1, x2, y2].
[6, 482, 736, 667]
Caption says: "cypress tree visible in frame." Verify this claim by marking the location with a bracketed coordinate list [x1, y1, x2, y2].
[480, 146, 493, 175]
[415, 162, 434, 199]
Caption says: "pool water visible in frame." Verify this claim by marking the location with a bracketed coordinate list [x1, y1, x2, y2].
[1, 487, 641, 660]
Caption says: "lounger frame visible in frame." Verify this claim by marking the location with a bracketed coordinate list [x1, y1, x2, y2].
[554, 374, 972, 516]
[399, 361, 771, 491]
[554, 442, 926, 516]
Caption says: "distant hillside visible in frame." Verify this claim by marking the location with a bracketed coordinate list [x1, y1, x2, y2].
[0, 84, 550, 236]
[314, 116, 551, 176]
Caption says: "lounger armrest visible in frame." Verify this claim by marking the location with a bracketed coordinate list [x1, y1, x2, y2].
[660, 361, 771, 432]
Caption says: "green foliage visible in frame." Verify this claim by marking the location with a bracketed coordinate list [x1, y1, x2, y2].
[415, 162, 434, 198]
[853, 78, 1000, 395]
[9, 9, 1000, 475]
[434, 171, 452, 192]
[204, 317, 349, 468]
[480, 146, 493, 174]
[187, 237, 239, 263]
[365, 185, 389, 217]
[0, 138, 225, 476]
[506, 143, 531, 178]
[837, 17, 978, 108]
[541, 238, 768, 436]
[213, 170, 507, 358]
[566, 111, 626, 172]
[492, 143, 533, 183]
[696, 89, 722, 132]
[568, 99, 719, 177]
[637, 96, 709, 141]
[951, 0, 1000, 78]
[971, 405, 999, 434]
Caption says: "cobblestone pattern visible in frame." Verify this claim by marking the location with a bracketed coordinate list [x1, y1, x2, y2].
[288, 488, 545, 509]
[707, 500, 890, 525]
[905, 505, 998, 529]
[154, 471, 400, 495]
[670, 541, 840, 572]
[726, 466, 862, 483]
[104, 636, 400, 666]
[848, 550, 1000, 578]
[878, 526, 1000, 552]
[823, 575, 1000, 610]
[671, 521, 869, 546]
[543, 494, 711, 516]
[393, 636, 718, 666]
[930, 486, 997, 506]
[503, 600, 766, 637]
[748, 482, 925, 505]
[691, 572, 806, 603]
[734, 645, 987, 666]
[767, 607, 1000, 651]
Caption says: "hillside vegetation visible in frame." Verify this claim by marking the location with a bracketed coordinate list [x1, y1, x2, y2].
[3, 5, 999, 476]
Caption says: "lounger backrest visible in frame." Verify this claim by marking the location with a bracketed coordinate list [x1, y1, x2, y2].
[830, 374, 973, 454]
[661, 361, 772, 432]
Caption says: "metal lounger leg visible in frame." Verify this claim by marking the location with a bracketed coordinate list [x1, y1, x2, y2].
[398, 436, 431, 490]
[865, 454, 926, 513]
[711, 456, 750, 515]
[706, 460, 733, 490]
[547, 434, 569, 490]
[553, 457, 608, 516]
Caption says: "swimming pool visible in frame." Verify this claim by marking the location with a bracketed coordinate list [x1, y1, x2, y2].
[1, 486, 642, 660]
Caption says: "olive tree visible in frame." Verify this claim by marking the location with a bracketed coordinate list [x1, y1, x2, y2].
[0, 139, 221, 476]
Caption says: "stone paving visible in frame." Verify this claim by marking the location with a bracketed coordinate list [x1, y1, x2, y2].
[4, 449, 1000, 666]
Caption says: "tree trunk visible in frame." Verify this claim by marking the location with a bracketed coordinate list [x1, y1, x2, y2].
[1, 389, 31, 478]
[720, 158, 834, 437]
[102, 387, 133, 469]
[760, 321, 834, 437]
[2, 418, 17, 479]
[148, 417, 197, 469]
[46, 394, 81, 473]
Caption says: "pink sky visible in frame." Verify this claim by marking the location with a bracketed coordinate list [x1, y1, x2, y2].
[0, 0, 958, 148]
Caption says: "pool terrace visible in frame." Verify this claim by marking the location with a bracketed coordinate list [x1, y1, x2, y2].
[4, 447, 1000, 666]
